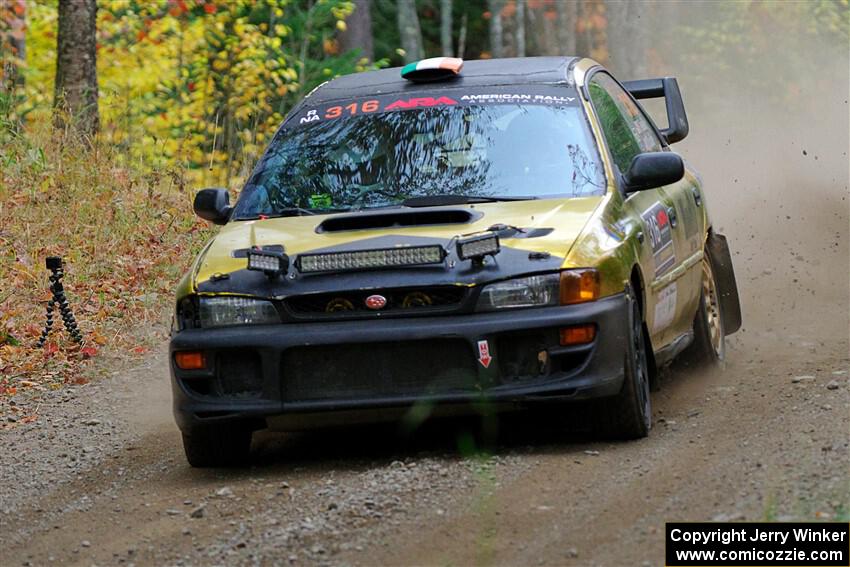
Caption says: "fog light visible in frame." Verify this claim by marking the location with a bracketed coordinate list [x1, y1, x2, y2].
[559, 325, 596, 346]
[247, 248, 289, 277]
[457, 232, 500, 261]
[175, 351, 206, 370]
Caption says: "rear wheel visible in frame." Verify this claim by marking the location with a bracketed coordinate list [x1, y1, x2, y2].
[596, 290, 651, 439]
[686, 252, 726, 366]
[182, 423, 252, 468]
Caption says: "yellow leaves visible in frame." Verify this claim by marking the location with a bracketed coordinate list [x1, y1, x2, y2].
[212, 59, 229, 71]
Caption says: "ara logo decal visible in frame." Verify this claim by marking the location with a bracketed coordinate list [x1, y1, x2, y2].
[477, 340, 492, 368]
[641, 202, 676, 277]
[385, 96, 458, 110]
[299, 109, 320, 124]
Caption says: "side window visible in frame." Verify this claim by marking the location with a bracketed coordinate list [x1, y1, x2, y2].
[588, 73, 662, 173]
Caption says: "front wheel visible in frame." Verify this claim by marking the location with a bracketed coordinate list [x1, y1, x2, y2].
[182, 423, 252, 468]
[685, 252, 726, 366]
[595, 290, 652, 439]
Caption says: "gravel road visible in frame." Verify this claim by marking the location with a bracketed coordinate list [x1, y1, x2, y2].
[1, 333, 847, 566]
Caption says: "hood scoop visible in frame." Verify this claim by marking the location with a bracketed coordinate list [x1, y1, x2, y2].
[316, 208, 482, 233]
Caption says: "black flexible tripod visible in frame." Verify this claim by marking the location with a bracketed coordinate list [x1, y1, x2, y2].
[37, 256, 83, 347]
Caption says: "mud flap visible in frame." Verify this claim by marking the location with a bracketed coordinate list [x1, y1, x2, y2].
[707, 231, 742, 335]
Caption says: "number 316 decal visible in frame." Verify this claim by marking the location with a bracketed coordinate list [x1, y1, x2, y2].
[324, 100, 379, 119]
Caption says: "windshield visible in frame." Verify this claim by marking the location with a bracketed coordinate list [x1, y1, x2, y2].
[232, 94, 606, 219]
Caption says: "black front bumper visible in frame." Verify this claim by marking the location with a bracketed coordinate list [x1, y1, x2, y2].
[169, 293, 629, 432]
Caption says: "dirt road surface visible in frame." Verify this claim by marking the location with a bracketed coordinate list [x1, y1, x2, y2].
[3, 48, 849, 567]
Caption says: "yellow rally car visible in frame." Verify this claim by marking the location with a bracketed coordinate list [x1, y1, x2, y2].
[170, 57, 741, 467]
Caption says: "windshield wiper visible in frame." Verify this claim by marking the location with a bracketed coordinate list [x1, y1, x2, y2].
[238, 207, 348, 220]
[401, 194, 539, 208]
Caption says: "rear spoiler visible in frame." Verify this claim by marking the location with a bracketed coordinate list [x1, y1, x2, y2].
[622, 77, 689, 144]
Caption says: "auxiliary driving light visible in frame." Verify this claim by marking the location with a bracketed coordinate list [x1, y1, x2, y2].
[456, 232, 500, 262]
[296, 245, 446, 273]
[247, 248, 289, 277]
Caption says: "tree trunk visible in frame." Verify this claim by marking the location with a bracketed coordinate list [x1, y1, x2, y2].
[515, 0, 525, 57]
[54, 0, 99, 137]
[604, 0, 649, 78]
[457, 11, 468, 58]
[440, 0, 453, 57]
[397, 0, 424, 63]
[488, 0, 503, 58]
[1, 0, 26, 98]
[339, 0, 373, 62]
[556, 0, 578, 55]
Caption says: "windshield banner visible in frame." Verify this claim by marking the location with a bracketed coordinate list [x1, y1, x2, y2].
[287, 85, 581, 129]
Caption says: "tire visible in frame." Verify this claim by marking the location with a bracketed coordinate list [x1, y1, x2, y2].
[182, 423, 252, 468]
[595, 290, 652, 439]
[685, 250, 726, 366]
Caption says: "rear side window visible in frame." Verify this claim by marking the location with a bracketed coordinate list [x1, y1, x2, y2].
[588, 73, 662, 173]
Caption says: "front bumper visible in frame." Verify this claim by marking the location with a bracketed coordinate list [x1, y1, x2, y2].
[170, 293, 629, 432]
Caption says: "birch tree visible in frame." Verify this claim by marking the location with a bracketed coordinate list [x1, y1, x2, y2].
[397, 0, 424, 62]
[339, 0, 374, 62]
[440, 0, 453, 56]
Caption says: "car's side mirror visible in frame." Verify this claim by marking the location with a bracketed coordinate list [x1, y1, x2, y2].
[193, 188, 232, 225]
[623, 152, 685, 193]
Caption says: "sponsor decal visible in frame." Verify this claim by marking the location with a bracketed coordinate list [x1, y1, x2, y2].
[299, 109, 320, 124]
[653, 283, 677, 331]
[384, 96, 458, 110]
[460, 93, 576, 104]
[641, 202, 676, 277]
[477, 340, 492, 368]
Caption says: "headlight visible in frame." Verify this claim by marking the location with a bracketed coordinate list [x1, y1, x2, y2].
[476, 274, 560, 311]
[475, 269, 600, 312]
[199, 297, 279, 328]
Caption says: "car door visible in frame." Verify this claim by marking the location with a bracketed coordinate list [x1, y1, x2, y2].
[587, 71, 700, 347]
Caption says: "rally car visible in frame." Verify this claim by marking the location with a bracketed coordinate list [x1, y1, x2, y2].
[170, 56, 741, 467]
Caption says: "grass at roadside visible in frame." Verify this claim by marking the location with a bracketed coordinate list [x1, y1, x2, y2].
[0, 124, 214, 425]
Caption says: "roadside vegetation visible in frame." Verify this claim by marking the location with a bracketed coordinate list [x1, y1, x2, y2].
[0, 123, 209, 405]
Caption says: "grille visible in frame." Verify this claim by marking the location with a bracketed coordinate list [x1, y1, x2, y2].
[281, 340, 479, 402]
[284, 286, 467, 319]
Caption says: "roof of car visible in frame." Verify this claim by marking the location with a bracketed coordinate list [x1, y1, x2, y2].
[301, 56, 579, 107]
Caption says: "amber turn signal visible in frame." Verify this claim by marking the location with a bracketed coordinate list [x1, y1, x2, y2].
[175, 351, 206, 370]
[560, 325, 597, 346]
[559, 269, 600, 305]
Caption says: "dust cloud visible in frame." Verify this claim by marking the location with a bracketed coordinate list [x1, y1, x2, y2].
[648, 4, 849, 355]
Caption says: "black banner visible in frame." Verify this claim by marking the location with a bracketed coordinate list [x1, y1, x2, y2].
[285, 85, 581, 130]
[666, 522, 849, 566]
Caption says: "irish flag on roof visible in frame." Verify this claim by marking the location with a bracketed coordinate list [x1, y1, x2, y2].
[401, 57, 464, 82]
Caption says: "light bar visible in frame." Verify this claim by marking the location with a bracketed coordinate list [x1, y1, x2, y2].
[457, 232, 500, 261]
[297, 245, 446, 273]
[247, 248, 289, 277]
